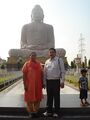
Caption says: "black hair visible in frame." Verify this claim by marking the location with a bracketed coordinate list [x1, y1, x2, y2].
[80, 68, 87, 73]
[49, 48, 56, 53]
[30, 52, 37, 56]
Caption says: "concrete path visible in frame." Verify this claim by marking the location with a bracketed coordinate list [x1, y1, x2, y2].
[0, 80, 90, 108]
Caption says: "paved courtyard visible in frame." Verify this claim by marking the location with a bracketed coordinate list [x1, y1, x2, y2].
[0, 80, 90, 108]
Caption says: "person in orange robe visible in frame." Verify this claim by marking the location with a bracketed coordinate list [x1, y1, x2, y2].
[22, 52, 43, 118]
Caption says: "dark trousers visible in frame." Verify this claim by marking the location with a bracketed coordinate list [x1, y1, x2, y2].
[46, 79, 60, 114]
[80, 89, 88, 99]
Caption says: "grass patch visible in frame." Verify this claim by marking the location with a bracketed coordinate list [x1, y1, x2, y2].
[65, 74, 90, 90]
[0, 75, 16, 83]
[0, 71, 22, 84]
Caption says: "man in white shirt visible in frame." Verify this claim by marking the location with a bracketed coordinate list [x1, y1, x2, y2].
[43, 48, 65, 117]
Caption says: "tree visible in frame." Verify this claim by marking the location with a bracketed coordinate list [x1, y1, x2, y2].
[71, 61, 74, 69]
[1, 64, 5, 69]
[88, 59, 90, 68]
[81, 62, 85, 68]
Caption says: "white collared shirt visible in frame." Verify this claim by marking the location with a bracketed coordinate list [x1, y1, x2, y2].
[43, 56, 65, 84]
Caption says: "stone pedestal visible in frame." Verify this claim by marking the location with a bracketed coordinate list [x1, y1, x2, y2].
[7, 56, 48, 70]
[7, 48, 66, 70]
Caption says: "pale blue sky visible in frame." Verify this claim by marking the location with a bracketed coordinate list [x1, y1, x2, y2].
[0, 0, 90, 64]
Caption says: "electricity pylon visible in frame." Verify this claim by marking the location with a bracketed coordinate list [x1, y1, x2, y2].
[78, 33, 85, 62]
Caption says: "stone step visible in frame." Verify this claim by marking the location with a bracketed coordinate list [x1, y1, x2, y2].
[63, 116, 90, 120]
[0, 115, 27, 120]
[0, 115, 90, 120]
[0, 107, 90, 120]
[61, 107, 90, 116]
[0, 107, 90, 115]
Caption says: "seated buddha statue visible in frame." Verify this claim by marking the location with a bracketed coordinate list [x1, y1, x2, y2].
[9, 5, 66, 58]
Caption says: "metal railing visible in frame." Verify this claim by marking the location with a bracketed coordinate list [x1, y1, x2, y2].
[0, 70, 23, 91]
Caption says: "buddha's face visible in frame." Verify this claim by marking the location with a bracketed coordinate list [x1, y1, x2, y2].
[31, 5, 44, 22]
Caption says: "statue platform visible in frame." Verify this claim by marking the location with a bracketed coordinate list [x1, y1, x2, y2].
[7, 56, 48, 70]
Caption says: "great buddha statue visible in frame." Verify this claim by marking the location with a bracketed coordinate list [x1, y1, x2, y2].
[9, 5, 66, 58]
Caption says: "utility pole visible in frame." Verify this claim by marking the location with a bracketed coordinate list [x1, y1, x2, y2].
[78, 33, 85, 63]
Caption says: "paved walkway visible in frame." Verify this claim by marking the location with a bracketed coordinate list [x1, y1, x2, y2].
[0, 80, 90, 108]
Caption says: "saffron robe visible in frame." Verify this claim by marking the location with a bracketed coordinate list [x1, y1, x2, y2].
[22, 60, 43, 102]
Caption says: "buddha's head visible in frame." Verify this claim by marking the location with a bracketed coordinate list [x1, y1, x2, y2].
[31, 5, 44, 22]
